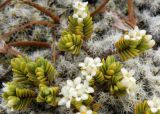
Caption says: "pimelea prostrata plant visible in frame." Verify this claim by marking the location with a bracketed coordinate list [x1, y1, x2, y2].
[0, 0, 159, 114]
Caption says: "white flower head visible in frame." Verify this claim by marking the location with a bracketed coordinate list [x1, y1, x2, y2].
[124, 26, 147, 41]
[120, 68, 137, 96]
[73, 11, 88, 23]
[72, 0, 88, 23]
[79, 57, 102, 81]
[58, 77, 94, 108]
[76, 105, 93, 114]
[73, 1, 88, 11]
[147, 96, 160, 113]
[75, 80, 94, 101]
[124, 26, 155, 48]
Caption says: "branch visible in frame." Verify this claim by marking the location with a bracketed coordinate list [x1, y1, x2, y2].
[0, 40, 23, 56]
[0, 0, 11, 10]
[51, 32, 57, 64]
[127, 0, 137, 27]
[91, 0, 110, 17]
[7, 41, 62, 61]
[8, 41, 51, 48]
[0, 20, 54, 40]
[22, 0, 60, 23]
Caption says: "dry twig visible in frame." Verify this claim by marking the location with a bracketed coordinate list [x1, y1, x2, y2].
[126, 0, 137, 27]
[0, 0, 11, 10]
[91, 0, 110, 17]
[51, 32, 57, 64]
[0, 40, 22, 56]
[8, 41, 51, 48]
[23, 0, 60, 23]
[0, 21, 54, 40]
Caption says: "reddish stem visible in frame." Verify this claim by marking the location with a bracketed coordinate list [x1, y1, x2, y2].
[127, 0, 137, 27]
[23, 0, 60, 23]
[0, 21, 54, 40]
[8, 41, 51, 48]
[91, 0, 110, 17]
[0, 0, 11, 10]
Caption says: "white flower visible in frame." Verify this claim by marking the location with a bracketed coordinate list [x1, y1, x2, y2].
[120, 68, 137, 96]
[124, 26, 155, 48]
[79, 57, 102, 81]
[58, 77, 94, 108]
[76, 105, 93, 114]
[75, 80, 94, 101]
[145, 35, 155, 48]
[73, 11, 88, 23]
[147, 96, 160, 113]
[147, 40, 155, 48]
[72, 0, 88, 23]
[58, 77, 80, 108]
[73, 1, 88, 11]
[124, 26, 146, 41]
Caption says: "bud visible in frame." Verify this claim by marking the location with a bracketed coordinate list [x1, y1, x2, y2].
[145, 35, 152, 41]
[148, 40, 155, 48]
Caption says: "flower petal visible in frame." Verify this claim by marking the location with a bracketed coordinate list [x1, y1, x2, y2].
[121, 68, 128, 76]
[86, 87, 94, 93]
[81, 94, 88, 100]
[58, 98, 67, 106]
[67, 80, 73, 86]
[80, 105, 87, 112]
[74, 77, 81, 84]
[66, 100, 71, 108]
[151, 107, 158, 113]
[86, 110, 93, 114]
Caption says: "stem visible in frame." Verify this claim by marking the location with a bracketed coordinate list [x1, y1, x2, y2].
[0, 0, 11, 10]
[8, 41, 51, 48]
[0, 43, 23, 56]
[51, 32, 57, 64]
[91, 0, 110, 17]
[127, 0, 136, 27]
[0, 21, 54, 40]
[23, 0, 60, 23]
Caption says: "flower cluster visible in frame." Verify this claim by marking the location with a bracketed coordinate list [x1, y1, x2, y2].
[79, 57, 102, 81]
[147, 96, 160, 113]
[124, 26, 155, 47]
[120, 68, 137, 96]
[72, 0, 88, 23]
[58, 77, 94, 108]
[124, 26, 146, 41]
